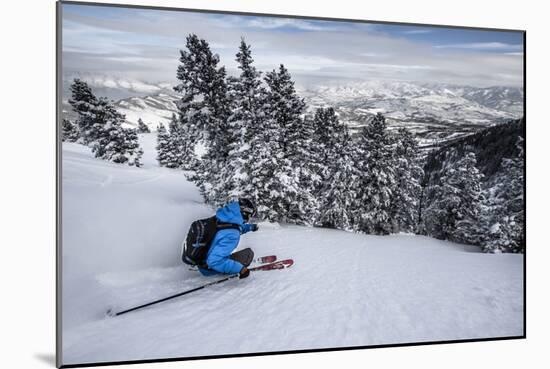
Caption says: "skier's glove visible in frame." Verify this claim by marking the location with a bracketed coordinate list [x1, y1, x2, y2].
[239, 266, 250, 279]
[250, 224, 259, 232]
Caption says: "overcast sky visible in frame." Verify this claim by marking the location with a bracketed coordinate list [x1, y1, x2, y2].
[61, 3, 524, 98]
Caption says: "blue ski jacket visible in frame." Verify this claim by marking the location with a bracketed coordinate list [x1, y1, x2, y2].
[199, 201, 255, 276]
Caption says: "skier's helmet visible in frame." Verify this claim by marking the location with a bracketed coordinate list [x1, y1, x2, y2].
[238, 198, 257, 222]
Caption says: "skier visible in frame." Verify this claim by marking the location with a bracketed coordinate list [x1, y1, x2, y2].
[198, 198, 259, 279]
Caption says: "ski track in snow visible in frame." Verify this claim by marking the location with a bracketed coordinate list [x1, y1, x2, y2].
[61, 134, 524, 365]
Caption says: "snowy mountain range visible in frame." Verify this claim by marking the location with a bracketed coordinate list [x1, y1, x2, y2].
[62, 80, 523, 149]
[115, 93, 179, 128]
[298, 81, 523, 148]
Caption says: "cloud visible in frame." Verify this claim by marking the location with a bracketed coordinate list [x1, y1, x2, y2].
[219, 15, 353, 32]
[244, 18, 328, 31]
[362, 63, 435, 70]
[434, 42, 522, 50]
[358, 52, 390, 58]
[61, 4, 524, 99]
[403, 29, 432, 34]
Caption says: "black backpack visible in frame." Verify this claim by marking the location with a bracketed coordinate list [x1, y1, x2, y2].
[181, 216, 241, 268]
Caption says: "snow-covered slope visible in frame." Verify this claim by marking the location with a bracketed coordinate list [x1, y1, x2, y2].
[114, 93, 179, 130]
[460, 86, 524, 116]
[61, 136, 524, 366]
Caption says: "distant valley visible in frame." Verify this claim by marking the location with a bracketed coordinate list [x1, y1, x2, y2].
[62, 80, 523, 150]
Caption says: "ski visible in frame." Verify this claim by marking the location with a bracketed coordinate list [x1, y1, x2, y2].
[188, 254, 277, 272]
[250, 259, 293, 271]
[253, 255, 277, 265]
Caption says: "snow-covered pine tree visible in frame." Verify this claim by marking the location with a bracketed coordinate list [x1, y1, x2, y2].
[309, 107, 351, 226]
[162, 114, 180, 168]
[310, 107, 348, 193]
[292, 111, 319, 223]
[161, 113, 196, 170]
[68, 79, 143, 167]
[156, 122, 170, 167]
[90, 99, 143, 167]
[389, 128, 424, 233]
[317, 124, 358, 230]
[484, 137, 525, 253]
[353, 113, 398, 235]
[137, 118, 150, 133]
[239, 115, 285, 222]
[423, 152, 485, 244]
[422, 182, 447, 240]
[240, 115, 313, 224]
[264, 64, 307, 161]
[261, 64, 314, 224]
[68, 78, 100, 144]
[174, 34, 231, 203]
[61, 118, 79, 142]
[231, 37, 265, 146]
[118, 128, 144, 167]
[211, 38, 266, 204]
[484, 204, 522, 253]
[297, 114, 320, 196]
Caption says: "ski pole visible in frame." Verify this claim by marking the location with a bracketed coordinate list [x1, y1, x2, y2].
[108, 260, 286, 317]
[109, 273, 240, 317]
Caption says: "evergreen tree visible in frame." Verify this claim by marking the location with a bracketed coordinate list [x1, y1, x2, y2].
[423, 152, 485, 244]
[260, 64, 314, 223]
[390, 128, 424, 233]
[68, 79, 143, 167]
[90, 99, 143, 167]
[291, 115, 319, 224]
[68, 78, 100, 144]
[484, 137, 524, 253]
[156, 123, 170, 167]
[174, 34, 231, 202]
[231, 37, 265, 144]
[295, 113, 321, 220]
[239, 115, 281, 221]
[176, 34, 231, 142]
[298, 114, 321, 198]
[317, 125, 358, 230]
[353, 113, 398, 235]
[117, 128, 143, 167]
[310, 107, 348, 192]
[309, 107, 352, 226]
[161, 113, 196, 170]
[211, 38, 266, 204]
[240, 115, 305, 223]
[264, 64, 307, 161]
[165, 113, 181, 168]
[61, 118, 79, 142]
[137, 118, 150, 133]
